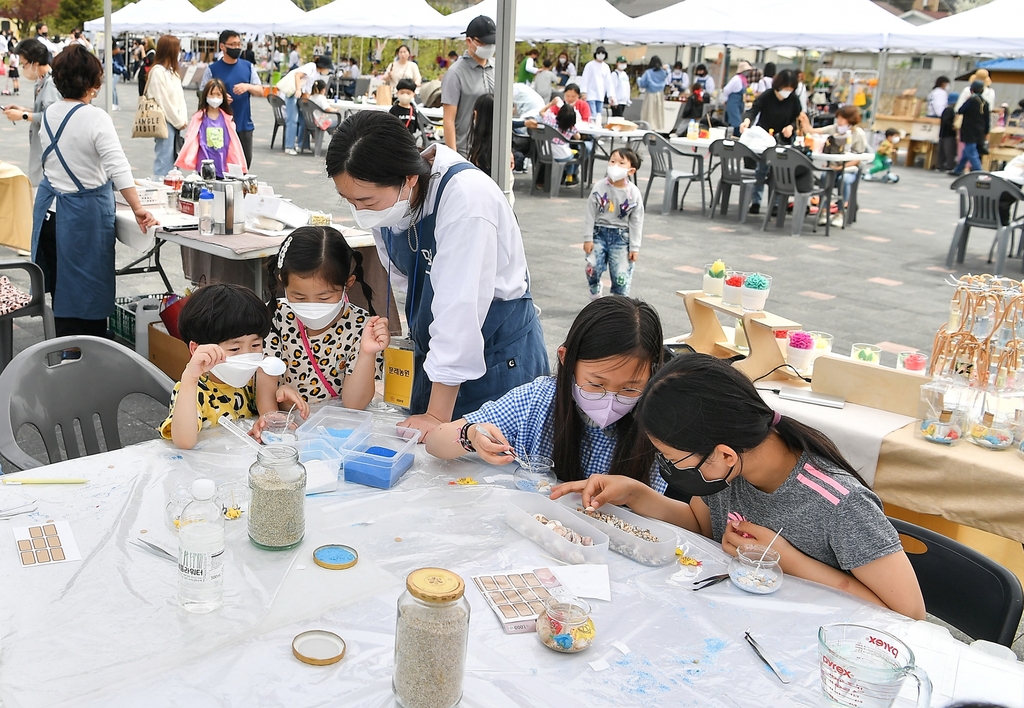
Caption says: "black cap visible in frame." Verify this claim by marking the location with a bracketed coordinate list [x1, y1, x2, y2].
[315, 56, 333, 71]
[971, 79, 985, 94]
[464, 15, 496, 44]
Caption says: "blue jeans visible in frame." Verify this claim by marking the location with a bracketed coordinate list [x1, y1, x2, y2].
[153, 123, 178, 178]
[751, 160, 771, 206]
[285, 95, 300, 149]
[954, 142, 981, 174]
[587, 100, 603, 120]
[111, 73, 119, 107]
[586, 225, 633, 296]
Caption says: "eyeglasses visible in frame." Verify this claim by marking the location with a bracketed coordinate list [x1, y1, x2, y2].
[574, 380, 644, 405]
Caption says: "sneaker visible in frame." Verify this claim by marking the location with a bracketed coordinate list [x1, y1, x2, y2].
[748, 203, 760, 215]
[589, 287, 603, 300]
[831, 213, 845, 228]
[817, 211, 829, 226]
[285, 148, 298, 156]
[111, 105, 119, 111]
[947, 170, 962, 177]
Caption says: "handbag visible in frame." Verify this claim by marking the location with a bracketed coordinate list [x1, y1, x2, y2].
[275, 69, 298, 97]
[132, 69, 168, 139]
[0, 276, 31, 317]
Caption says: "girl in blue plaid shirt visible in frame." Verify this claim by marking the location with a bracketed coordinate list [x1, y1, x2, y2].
[426, 297, 668, 493]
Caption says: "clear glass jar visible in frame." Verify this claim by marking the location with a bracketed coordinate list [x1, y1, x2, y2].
[247, 444, 305, 550]
[728, 543, 784, 594]
[513, 454, 556, 494]
[393, 568, 470, 708]
[536, 597, 595, 653]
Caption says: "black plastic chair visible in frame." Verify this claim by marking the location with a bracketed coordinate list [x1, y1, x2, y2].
[0, 261, 54, 373]
[708, 139, 759, 223]
[0, 336, 174, 470]
[890, 517, 1023, 647]
[414, 108, 442, 149]
[267, 94, 286, 151]
[762, 146, 831, 237]
[528, 125, 587, 199]
[946, 172, 1024, 276]
[298, 99, 330, 158]
[643, 132, 704, 216]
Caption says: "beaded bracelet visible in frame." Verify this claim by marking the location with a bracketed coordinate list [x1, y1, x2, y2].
[458, 421, 476, 452]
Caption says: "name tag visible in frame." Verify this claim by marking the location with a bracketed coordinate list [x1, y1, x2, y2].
[384, 338, 415, 408]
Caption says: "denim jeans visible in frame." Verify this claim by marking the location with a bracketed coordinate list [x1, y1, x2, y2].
[285, 95, 300, 149]
[111, 73, 119, 107]
[587, 99, 603, 120]
[153, 123, 178, 178]
[585, 225, 633, 296]
[953, 142, 981, 174]
[751, 160, 771, 206]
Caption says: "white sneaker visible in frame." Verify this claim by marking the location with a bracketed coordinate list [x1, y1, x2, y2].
[831, 213, 845, 228]
[111, 105, 119, 111]
[285, 148, 298, 156]
[589, 287, 602, 300]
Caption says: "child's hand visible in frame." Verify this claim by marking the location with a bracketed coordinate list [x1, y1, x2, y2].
[183, 344, 226, 383]
[550, 473, 644, 511]
[276, 386, 310, 419]
[722, 519, 794, 563]
[628, 251, 639, 262]
[359, 316, 391, 355]
[467, 423, 516, 465]
[583, 242, 594, 254]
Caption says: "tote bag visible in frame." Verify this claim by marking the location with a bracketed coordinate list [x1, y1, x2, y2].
[133, 70, 168, 139]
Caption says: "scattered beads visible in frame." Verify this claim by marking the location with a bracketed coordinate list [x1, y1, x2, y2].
[516, 479, 552, 493]
[577, 507, 660, 543]
[533, 514, 593, 546]
[448, 477, 478, 485]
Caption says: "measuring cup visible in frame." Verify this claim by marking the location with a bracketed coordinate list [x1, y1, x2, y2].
[818, 624, 931, 708]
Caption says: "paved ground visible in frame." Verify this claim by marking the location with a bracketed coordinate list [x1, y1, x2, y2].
[2, 83, 1023, 657]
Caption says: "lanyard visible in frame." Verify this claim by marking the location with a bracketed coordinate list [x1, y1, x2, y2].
[296, 319, 339, 399]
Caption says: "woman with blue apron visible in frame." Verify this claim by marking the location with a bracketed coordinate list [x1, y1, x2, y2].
[31, 45, 156, 338]
[326, 110, 548, 438]
[723, 60, 752, 137]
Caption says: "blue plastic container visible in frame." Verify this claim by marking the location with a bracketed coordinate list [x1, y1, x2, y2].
[341, 426, 421, 489]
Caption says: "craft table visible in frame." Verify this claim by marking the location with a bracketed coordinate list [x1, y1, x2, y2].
[330, 99, 443, 121]
[574, 125, 650, 188]
[2, 410, 1023, 708]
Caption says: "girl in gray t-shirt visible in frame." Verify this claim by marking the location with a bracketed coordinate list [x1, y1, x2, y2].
[550, 353, 926, 620]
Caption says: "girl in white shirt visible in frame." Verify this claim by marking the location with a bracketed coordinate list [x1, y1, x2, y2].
[146, 35, 187, 177]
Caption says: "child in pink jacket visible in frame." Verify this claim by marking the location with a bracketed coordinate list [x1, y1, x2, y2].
[176, 78, 247, 177]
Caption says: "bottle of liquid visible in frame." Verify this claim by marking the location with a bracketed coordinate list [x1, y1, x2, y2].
[198, 189, 215, 236]
[177, 478, 224, 613]
[687, 120, 698, 139]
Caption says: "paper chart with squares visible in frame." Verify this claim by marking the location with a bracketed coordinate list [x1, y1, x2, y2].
[472, 568, 573, 635]
[14, 521, 82, 567]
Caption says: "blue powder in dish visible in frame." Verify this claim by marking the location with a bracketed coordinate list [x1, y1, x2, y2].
[314, 545, 357, 566]
[323, 428, 353, 439]
[364, 446, 396, 457]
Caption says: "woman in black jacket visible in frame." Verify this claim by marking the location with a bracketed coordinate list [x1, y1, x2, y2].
[950, 80, 991, 177]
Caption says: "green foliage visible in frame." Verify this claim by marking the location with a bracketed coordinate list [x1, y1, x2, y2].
[56, 0, 98, 31]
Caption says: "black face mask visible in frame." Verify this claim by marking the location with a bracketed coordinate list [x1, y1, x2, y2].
[225, 47, 242, 60]
[656, 451, 732, 497]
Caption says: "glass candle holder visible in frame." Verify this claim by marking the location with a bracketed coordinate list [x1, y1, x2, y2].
[897, 351, 928, 373]
[741, 273, 772, 313]
[722, 271, 747, 307]
[968, 409, 1016, 450]
[703, 262, 726, 297]
[851, 343, 881, 365]
[728, 544, 784, 595]
[536, 597, 595, 653]
[786, 331, 816, 373]
[807, 332, 834, 361]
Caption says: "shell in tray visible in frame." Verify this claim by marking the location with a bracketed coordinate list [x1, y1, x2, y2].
[557, 493, 679, 566]
[506, 494, 608, 565]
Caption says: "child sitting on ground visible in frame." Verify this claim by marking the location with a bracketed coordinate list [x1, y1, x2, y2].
[388, 78, 419, 135]
[176, 78, 247, 178]
[583, 148, 644, 298]
[865, 128, 900, 183]
[160, 284, 307, 449]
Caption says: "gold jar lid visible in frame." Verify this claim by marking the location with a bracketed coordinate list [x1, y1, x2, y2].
[406, 567, 465, 603]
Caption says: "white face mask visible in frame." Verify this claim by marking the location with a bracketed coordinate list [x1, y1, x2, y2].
[397, 94, 413, 106]
[836, 124, 849, 134]
[285, 294, 347, 330]
[891, 136, 900, 144]
[606, 164, 629, 182]
[777, 89, 793, 99]
[348, 182, 411, 230]
[211, 353, 265, 388]
[207, 96, 223, 108]
[474, 43, 496, 60]
[617, 63, 627, 71]
[595, 53, 606, 61]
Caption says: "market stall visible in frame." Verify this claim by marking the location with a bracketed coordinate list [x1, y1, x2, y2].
[84, 0, 204, 35]
[176, 0, 306, 35]
[276, 0, 445, 39]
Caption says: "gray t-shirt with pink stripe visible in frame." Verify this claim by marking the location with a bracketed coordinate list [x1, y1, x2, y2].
[703, 453, 902, 571]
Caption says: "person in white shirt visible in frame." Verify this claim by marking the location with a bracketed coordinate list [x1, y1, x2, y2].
[32, 44, 157, 339]
[512, 81, 544, 120]
[554, 51, 576, 87]
[955, 68, 995, 115]
[692, 63, 715, 94]
[326, 111, 549, 438]
[927, 76, 950, 118]
[0, 33, 10, 56]
[146, 35, 188, 177]
[611, 56, 631, 117]
[278, 56, 332, 155]
[754, 62, 775, 95]
[288, 43, 300, 70]
[382, 44, 422, 89]
[669, 61, 689, 93]
[795, 70, 808, 113]
[722, 60, 752, 135]
[581, 46, 614, 122]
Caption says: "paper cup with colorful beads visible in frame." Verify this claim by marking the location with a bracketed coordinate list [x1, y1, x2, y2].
[703, 260, 727, 297]
[897, 350, 928, 374]
[741, 273, 772, 312]
[851, 343, 881, 365]
[786, 331, 816, 373]
[722, 271, 747, 306]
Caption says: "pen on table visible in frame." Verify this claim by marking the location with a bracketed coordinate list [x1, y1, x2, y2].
[1, 478, 89, 485]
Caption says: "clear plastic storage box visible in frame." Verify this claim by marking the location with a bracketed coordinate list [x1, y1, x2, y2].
[506, 494, 609, 565]
[340, 424, 420, 489]
[295, 407, 374, 452]
[557, 493, 679, 566]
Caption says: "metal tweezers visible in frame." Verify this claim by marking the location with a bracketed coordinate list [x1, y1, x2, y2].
[130, 537, 177, 563]
[691, 573, 730, 591]
[745, 630, 790, 684]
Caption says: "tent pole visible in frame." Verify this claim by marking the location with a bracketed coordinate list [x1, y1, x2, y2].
[876, 49, 889, 118]
[492, 0, 516, 205]
[103, 0, 112, 114]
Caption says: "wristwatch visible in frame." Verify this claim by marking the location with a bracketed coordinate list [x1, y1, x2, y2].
[22, 112, 28, 122]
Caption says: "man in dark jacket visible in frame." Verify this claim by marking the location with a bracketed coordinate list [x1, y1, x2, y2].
[937, 91, 958, 172]
[950, 80, 991, 177]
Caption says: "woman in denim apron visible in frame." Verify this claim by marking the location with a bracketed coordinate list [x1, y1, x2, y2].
[326, 111, 548, 439]
[31, 45, 157, 338]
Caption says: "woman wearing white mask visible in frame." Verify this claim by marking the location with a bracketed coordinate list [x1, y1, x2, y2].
[265, 226, 390, 409]
[800, 105, 868, 227]
[739, 69, 805, 215]
[3, 38, 62, 186]
[327, 111, 548, 438]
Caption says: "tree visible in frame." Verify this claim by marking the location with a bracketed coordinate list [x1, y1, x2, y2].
[0, 0, 61, 37]
[57, 0, 99, 32]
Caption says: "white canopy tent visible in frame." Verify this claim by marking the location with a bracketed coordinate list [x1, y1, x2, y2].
[276, 0, 445, 38]
[429, 0, 638, 43]
[886, 0, 1024, 55]
[178, 0, 306, 35]
[84, 2, 140, 33]
[85, 0, 204, 34]
[622, 0, 914, 52]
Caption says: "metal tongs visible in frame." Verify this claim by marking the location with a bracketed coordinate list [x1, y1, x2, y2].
[130, 537, 177, 563]
[691, 573, 730, 591]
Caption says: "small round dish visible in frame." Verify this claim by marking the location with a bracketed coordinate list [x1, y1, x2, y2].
[313, 544, 359, 570]
[292, 630, 346, 665]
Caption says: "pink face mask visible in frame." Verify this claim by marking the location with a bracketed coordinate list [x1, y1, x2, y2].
[571, 381, 640, 429]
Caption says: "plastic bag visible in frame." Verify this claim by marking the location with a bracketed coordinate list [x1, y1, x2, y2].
[738, 125, 776, 155]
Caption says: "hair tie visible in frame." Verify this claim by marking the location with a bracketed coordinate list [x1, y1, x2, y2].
[277, 235, 293, 271]
[772, 411, 782, 426]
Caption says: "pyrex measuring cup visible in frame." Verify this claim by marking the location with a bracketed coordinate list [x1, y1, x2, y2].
[818, 624, 932, 708]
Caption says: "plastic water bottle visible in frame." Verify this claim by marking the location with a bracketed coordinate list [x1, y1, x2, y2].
[198, 189, 215, 237]
[177, 478, 224, 613]
[687, 120, 698, 139]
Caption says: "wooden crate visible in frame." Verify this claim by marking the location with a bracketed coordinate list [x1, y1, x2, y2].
[891, 95, 921, 119]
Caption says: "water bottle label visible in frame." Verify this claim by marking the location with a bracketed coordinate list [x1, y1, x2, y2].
[178, 548, 224, 584]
